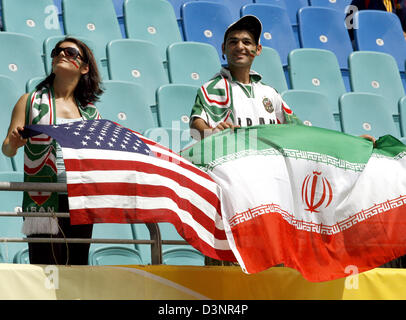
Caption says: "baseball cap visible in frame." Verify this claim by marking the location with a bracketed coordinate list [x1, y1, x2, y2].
[223, 15, 262, 45]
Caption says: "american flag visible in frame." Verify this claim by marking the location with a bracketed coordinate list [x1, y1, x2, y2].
[24, 119, 235, 261]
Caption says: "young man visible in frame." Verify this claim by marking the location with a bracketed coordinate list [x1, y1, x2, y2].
[189, 15, 301, 140]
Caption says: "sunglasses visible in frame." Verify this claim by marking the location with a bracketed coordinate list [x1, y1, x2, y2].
[51, 46, 85, 62]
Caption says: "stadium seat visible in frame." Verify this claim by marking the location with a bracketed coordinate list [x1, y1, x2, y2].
[0, 172, 28, 263]
[353, 10, 406, 72]
[297, 7, 353, 70]
[168, 0, 195, 20]
[0, 32, 45, 95]
[13, 247, 29, 264]
[252, 46, 289, 93]
[398, 96, 406, 137]
[43, 35, 105, 78]
[1, 0, 62, 49]
[124, 0, 182, 63]
[339, 92, 399, 139]
[400, 137, 406, 145]
[89, 246, 143, 266]
[197, 0, 253, 21]
[107, 39, 169, 107]
[112, 0, 125, 37]
[254, 0, 309, 26]
[62, 0, 122, 69]
[181, 1, 233, 65]
[309, 0, 352, 12]
[167, 42, 221, 86]
[143, 127, 196, 154]
[26, 76, 45, 93]
[89, 223, 143, 265]
[0, 75, 20, 171]
[349, 51, 405, 117]
[156, 84, 199, 130]
[163, 247, 204, 266]
[281, 90, 338, 131]
[96, 80, 155, 133]
[288, 48, 346, 116]
[241, 4, 297, 66]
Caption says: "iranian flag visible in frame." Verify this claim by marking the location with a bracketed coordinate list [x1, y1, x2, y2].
[181, 124, 406, 282]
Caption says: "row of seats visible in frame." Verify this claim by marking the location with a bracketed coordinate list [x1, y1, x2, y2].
[0, 171, 204, 266]
[2, 46, 406, 171]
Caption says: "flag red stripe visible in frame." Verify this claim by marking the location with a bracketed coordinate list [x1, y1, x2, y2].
[64, 158, 220, 213]
[67, 182, 226, 240]
[69, 207, 235, 261]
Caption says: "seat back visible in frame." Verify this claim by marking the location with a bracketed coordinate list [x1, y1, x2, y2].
[349, 51, 405, 116]
[354, 10, 406, 72]
[62, 0, 122, 60]
[399, 96, 406, 137]
[0, 32, 45, 94]
[143, 127, 195, 154]
[298, 7, 353, 69]
[167, 42, 221, 86]
[0, 75, 20, 171]
[89, 246, 143, 266]
[281, 90, 338, 131]
[241, 4, 297, 66]
[156, 84, 199, 130]
[309, 0, 353, 12]
[0, 172, 27, 263]
[2, 0, 62, 48]
[107, 39, 169, 107]
[288, 48, 346, 114]
[181, 1, 233, 65]
[339, 92, 399, 138]
[124, 0, 182, 63]
[252, 46, 288, 93]
[198, 0, 253, 21]
[255, 0, 309, 26]
[96, 80, 155, 133]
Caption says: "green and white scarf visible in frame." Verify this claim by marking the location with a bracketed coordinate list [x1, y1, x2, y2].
[22, 86, 100, 235]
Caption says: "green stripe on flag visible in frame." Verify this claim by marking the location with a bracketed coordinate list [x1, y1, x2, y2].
[182, 125, 406, 171]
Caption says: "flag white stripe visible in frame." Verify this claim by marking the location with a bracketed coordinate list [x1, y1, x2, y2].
[69, 195, 230, 250]
[66, 170, 225, 230]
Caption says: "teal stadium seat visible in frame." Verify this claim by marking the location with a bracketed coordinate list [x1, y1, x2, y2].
[0, 172, 28, 263]
[0, 32, 45, 94]
[297, 7, 353, 70]
[241, 4, 297, 66]
[252, 46, 289, 93]
[339, 92, 399, 139]
[254, 0, 309, 46]
[26, 76, 45, 93]
[43, 35, 105, 78]
[89, 246, 143, 266]
[398, 96, 406, 137]
[1, 0, 62, 49]
[97, 80, 155, 133]
[309, 0, 352, 12]
[167, 42, 221, 86]
[349, 51, 405, 117]
[143, 127, 195, 154]
[281, 90, 338, 131]
[0, 75, 20, 171]
[181, 1, 233, 65]
[89, 223, 144, 265]
[131, 222, 204, 266]
[156, 84, 199, 130]
[168, 0, 194, 20]
[354, 10, 406, 72]
[124, 0, 182, 63]
[288, 48, 346, 117]
[62, 0, 122, 72]
[198, 0, 253, 21]
[107, 39, 169, 108]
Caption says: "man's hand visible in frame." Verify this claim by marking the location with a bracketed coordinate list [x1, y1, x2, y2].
[360, 134, 376, 146]
[212, 121, 240, 133]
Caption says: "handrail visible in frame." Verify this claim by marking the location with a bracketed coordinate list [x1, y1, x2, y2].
[0, 181, 191, 265]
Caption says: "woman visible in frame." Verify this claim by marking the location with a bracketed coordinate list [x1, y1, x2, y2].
[2, 37, 103, 265]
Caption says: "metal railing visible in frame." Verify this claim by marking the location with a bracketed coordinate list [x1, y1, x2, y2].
[0, 181, 189, 265]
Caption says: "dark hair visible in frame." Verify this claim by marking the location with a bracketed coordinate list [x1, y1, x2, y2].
[36, 37, 103, 107]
